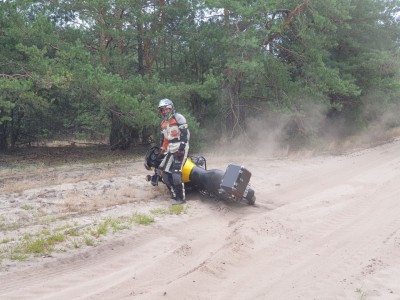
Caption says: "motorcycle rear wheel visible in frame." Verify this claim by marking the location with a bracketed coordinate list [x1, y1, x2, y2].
[245, 188, 256, 205]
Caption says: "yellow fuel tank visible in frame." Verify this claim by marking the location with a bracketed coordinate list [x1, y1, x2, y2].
[182, 158, 196, 183]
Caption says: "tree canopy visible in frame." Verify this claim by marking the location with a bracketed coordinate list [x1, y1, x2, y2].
[1, 0, 399, 152]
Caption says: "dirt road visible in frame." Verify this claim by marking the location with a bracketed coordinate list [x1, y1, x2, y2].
[1, 138, 400, 300]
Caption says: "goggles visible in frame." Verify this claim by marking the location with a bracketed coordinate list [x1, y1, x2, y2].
[159, 107, 171, 114]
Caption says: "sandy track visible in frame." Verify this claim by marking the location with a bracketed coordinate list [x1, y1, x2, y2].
[1, 139, 400, 299]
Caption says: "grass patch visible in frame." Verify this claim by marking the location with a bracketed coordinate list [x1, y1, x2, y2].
[90, 221, 109, 238]
[70, 239, 82, 249]
[168, 204, 186, 215]
[47, 233, 66, 244]
[24, 238, 53, 254]
[132, 213, 154, 225]
[97, 221, 109, 235]
[0, 203, 187, 266]
[41, 229, 51, 236]
[109, 219, 130, 232]
[89, 213, 155, 237]
[23, 233, 65, 254]
[1, 237, 12, 244]
[22, 233, 33, 240]
[9, 253, 29, 261]
[150, 208, 167, 215]
[0, 218, 21, 232]
[1, 229, 70, 260]
[150, 205, 187, 216]
[84, 236, 95, 246]
[22, 204, 34, 210]
[55, 224, 73, 232]
[66, 229, 81, 237]
[355, 288, 367, 300]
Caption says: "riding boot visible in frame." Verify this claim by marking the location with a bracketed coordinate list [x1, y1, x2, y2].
[172, 183, 186, 205]
[166, 185, 176, 200]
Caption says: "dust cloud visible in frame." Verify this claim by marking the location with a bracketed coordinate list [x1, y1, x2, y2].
[206, 94, 400, 159]
[206, 101, 329, 158]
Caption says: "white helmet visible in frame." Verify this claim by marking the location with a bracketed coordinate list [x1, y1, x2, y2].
[158, 98, 175, 119]
[158, 98, 174, 110]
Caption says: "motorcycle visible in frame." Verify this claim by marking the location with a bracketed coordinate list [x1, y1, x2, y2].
[144, 146, 256, 205]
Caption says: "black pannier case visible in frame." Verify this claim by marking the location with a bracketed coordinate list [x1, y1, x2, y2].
[221, 164, 252, 197]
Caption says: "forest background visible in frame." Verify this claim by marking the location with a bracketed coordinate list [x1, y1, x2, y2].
[0, 0, 399, 153]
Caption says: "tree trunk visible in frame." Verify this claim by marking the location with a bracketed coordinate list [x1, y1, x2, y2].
[142, 0, 166, 79]
[10, 107, 23, 150]
[109, 109, 141, 150]
[115, 7, 125, 76]
[222, 7, 246, 139]
[97, 8, 108, 64]
[0, 123, 8, 152]
[137, 22, 145, 76]
[109, 110, 130, 150]
[223, 69, 245, 138]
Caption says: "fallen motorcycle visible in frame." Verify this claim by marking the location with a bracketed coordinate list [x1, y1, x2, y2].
[144, 146, 256, 205]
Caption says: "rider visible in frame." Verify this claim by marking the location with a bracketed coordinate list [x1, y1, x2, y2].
[158, 98, 190, 205]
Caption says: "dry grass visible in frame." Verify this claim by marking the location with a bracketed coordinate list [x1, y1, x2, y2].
[0, 167, 129, 195]
[62, 187, 135, 213]
[0, 145, 191, 269]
